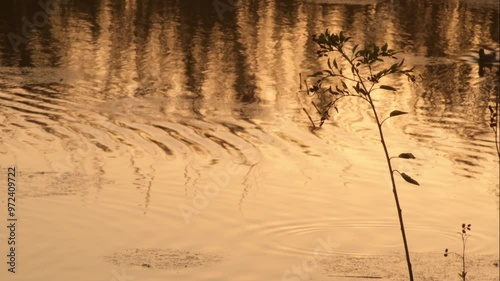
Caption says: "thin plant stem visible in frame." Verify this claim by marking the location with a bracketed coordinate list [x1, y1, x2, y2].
[366, 94, 414, 281]
[462, 233, 466, 281]
[302, 108, 316, 129]
[344, 50, 414, 281]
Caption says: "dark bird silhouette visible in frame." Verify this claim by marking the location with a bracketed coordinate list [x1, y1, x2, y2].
[479, 48, 496, 64]
[478, 49, 497, 77]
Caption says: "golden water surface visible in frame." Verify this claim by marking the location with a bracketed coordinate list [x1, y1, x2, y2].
[0, 0, 498, 280]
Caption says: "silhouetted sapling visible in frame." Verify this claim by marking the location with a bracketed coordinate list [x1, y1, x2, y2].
[303, 30, 420, 281]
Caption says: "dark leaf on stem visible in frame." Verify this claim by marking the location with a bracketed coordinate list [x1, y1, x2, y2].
[400, 172, 420, 186]
[380, 85, 397, 91]
[353, 44, 359, 55]
[328, 86, 340, 95]
[381, 43, 388, 52]
[310, 71, 324, 77]
[324, 70, 334, 76]
[390, 110, 408, 117]
[398, 153, 416, 159]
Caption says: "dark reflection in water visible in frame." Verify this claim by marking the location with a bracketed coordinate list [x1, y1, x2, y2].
[0, 1, 498, 188]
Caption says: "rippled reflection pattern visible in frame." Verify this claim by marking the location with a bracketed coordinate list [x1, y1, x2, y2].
[0, 1, 498, 280]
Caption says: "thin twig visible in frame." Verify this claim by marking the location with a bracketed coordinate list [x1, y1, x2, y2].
[311, 101, 322, 115]
[302, 108, 316, 129]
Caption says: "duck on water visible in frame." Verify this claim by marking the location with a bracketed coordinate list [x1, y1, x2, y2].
[478, 48, 497, 64]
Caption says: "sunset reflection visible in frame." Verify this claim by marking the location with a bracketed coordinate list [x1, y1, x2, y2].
[0, 1, 498, 280]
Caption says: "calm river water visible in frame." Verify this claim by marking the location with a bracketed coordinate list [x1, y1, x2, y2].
[0, 0, 498, 280]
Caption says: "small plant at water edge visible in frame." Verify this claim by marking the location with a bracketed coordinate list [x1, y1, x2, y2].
[444, 223, 472, 281]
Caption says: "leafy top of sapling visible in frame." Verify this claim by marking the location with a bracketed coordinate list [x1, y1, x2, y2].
[311, 30, 419, 91]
